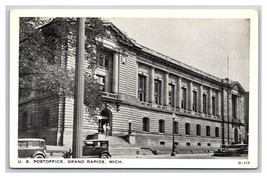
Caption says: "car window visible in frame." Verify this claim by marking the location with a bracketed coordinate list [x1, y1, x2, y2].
[86, 144, 94, 148]
[100, 142, 108, 147]
[93, 142, 101, 148]
[27, 141, 40, 148]
[18, 141, 27, 148]
[39, 141, 45, 147]
[84, 141, 94, 148]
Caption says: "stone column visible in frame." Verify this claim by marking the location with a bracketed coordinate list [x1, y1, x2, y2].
[208, 88, 212, 115]
[177, 77, 181, 108]
[136, 62, 139, 98]
[217, 91, 221, 116]
[185, 87, 188, 110]
[173, 83, 177, 108]
[188, 82, 193, 111]
[164, 73, 169, 106]
[199, 85, 203, 113]
[229, 93, 233, 120]
[150, 67, 155, 103]
[113, 52, 119, 93]
[236, 96, 240, 119]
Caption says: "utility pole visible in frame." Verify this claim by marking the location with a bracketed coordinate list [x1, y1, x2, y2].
[72, 17, 85, 158]
[227, 54, 230, 145]
[171, 113, 176, 156]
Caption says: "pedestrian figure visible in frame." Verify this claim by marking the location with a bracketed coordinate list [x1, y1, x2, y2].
[106, 123, 110, 136]
[103, 123, 106, 135]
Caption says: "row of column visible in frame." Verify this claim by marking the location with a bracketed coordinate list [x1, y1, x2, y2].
[147, 67, 221, 116]
[112, 53, 119, 93]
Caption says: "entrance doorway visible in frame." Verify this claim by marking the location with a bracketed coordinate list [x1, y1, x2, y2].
[234, 128, 239, 143]
[99, 109, 112, 136]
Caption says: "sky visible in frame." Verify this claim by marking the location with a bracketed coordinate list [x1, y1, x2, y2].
[108, 18, 250, 91]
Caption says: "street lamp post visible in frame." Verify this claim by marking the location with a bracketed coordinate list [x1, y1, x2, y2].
[171, 113, 176, 156]
[128, 119, 132, 135]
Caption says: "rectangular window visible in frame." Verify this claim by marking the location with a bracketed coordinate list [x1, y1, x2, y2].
[203, 94, 207, 114]
[197, 143, 201, 146]
[206, 126, 210, 137]
[159, 120, 165, 133]
[174, 121, 178, 134]
[181, 88, 187, 110]
[196, 125, 201, 136]
[185, 123, 190, 135]
[193, 91, 198, 112]
[138, 74, 147, 102]
[155, 79, 162, 105]
[96, 75, 105, 92]
[168, 84, 175, 107]
[215, 127, 219, 137]
[98, 51, 111, 69]
[142, 117, 150, 132]
[186, 142, 190, 146]
[212, 96, 216, 115]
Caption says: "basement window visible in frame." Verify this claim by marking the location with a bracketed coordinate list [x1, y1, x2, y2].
[160, 141, 165, 146]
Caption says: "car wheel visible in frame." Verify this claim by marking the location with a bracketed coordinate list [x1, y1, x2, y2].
[100, 153, 110, 159]
[34, 154, 45, 159]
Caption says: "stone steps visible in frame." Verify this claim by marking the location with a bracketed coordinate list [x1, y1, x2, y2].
[105, 135, 154, 156]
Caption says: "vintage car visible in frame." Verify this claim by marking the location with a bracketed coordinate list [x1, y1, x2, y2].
[18, 138, 47, 158]
[213, 144, 248, 157]
[82, 140, 111, 158]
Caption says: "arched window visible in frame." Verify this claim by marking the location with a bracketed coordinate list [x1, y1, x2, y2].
[206, 126, 210, 136]
[185, 123, 190, 135]
[174, 121, 178, 134]
[44, 109, 50, 126]
[196, 124, 201, 136]
[159, 119, 165, 133]
[142, 117, 150, 132]
[215, 127, 219, 137]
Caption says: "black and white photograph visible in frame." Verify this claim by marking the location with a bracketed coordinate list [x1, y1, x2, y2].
[9, 9, 259, 168]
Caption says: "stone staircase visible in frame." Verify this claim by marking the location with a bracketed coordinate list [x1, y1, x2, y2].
[104, 135, 154, 156]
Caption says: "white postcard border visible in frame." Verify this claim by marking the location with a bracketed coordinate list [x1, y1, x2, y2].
[9, 8, 259, 169]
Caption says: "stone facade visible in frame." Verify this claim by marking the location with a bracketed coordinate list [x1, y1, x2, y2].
[18, 20, 247, 153]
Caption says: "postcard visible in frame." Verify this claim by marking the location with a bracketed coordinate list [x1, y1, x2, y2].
[9, 8, 258, 168]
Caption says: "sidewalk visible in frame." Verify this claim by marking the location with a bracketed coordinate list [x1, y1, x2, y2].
[110, 153, 215, 159]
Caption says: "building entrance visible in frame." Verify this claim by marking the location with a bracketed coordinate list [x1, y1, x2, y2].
[99, 109, 112, 136]
[234, 128, 239, 143]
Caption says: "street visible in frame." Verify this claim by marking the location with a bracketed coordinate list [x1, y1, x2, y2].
[48, 151, 248, 159]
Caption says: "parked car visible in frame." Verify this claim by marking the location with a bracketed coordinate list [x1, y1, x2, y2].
[18, 138, 47, 158]
[213, 144, 248, 157]
[82, 140, 111, 158]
